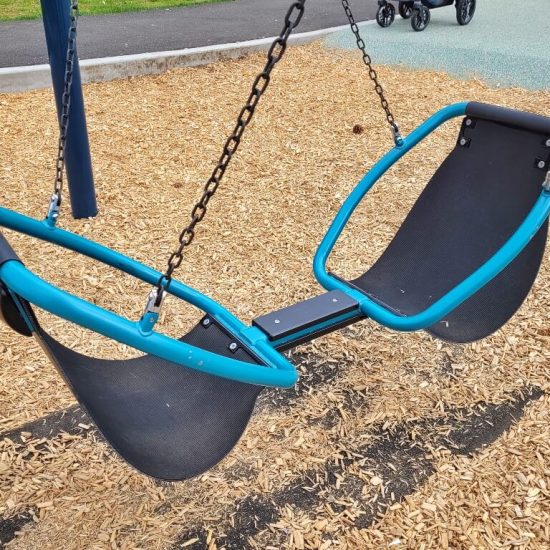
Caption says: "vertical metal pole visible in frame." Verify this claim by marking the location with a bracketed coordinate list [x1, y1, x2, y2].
[40, 0, 97, 219]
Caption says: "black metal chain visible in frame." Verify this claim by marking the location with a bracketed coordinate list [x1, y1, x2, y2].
[156, 0, 306, 298]
[340, 0, 402, 146]
[47, 0, 79, 224]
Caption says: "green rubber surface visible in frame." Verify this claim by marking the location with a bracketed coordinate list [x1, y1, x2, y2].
[326, 0, 550, 91]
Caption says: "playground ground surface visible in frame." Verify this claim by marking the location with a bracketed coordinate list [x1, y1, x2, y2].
[0, 0, 378, 69]
[1, 38, 550, 550]
[328, 0, 550, 91]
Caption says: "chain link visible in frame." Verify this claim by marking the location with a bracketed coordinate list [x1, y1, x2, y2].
[50, 0, 79, 217]
[157, 0, 306, 297]
[340, 0, 402, 145]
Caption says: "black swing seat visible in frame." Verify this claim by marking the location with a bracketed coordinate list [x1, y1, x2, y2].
[0, 249, 262, 481]
[33, 321, 263, 481]
[348, 102, 549, 342]
[0, 236, 264, 481]
[1, 103, 548, 482]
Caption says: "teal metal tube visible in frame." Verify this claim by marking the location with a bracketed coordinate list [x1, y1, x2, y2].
[320, 190, 550, 330]
[0, 260, 297, 388]
[1, 103, 547, 378]
[0, 207, 241, 329]
[0, 207, 297, 387]
[314, 103, 468, 278]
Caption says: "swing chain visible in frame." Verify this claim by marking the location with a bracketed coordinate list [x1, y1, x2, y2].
[47, 0, 79, 226]
[340, 0, 403, 147]
[152, 0, 306, 308]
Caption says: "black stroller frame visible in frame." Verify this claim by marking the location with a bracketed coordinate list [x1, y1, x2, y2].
[377, 0, 476, 31]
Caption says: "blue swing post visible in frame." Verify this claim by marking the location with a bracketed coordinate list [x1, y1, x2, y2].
[40, 0, 97, 219]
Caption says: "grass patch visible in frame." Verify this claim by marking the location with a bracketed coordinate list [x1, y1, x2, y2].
[0, 0, 228, 22]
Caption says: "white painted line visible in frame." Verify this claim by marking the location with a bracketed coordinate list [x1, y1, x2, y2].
[0, 21, 375, 93]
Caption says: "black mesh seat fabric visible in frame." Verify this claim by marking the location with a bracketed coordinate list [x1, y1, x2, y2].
[32, 317, 263, 481]
[350, 103, 549, 343]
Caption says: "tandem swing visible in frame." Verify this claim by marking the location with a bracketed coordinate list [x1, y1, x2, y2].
[0, 0, 549, 481]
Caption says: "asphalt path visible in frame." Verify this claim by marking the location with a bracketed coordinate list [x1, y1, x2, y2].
[0, 0, 378, 68]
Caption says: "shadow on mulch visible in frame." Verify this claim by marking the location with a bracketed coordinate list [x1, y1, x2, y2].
[0, 348, 543, 550]
[172, 386, 544, 549]
[0, 512, 34, 549]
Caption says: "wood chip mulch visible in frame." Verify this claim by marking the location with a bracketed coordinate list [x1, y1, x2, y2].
[0, 43, 549, 549]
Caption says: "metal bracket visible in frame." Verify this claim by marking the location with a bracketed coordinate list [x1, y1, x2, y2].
[458, 117, 476, 148]
[392, 125, 404, 148]
[253, 290, 359, 341]
[46, 194, 61, 228]
[138, 288, 165, 335]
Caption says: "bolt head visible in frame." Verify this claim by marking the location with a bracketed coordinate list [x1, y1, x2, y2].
[274, 319, 281, 324]
[202, 318, 211, 327]
[546, 139, 550, 147]
[460, 138, 467, 146]
[538, 160, 546, 169]
[465, 119, 472, 127]
[229, 342, 238, 352]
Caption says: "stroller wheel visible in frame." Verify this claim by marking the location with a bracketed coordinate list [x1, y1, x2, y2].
[411, 5, 430, 31]
[399, 2, 414, 19]
[376, 3, 396, 27]
[456, 0, 476, 25]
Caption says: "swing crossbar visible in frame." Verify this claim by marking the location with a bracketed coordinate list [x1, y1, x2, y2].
[253, 290, 362, 351]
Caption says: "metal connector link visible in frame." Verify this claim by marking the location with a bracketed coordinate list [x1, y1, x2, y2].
[139, 288, 165, 334]
[146, 287, 165, 313]
[544, 171, 550, 192]
[46, 194, 61, 228]
[391, 125, 404, 148]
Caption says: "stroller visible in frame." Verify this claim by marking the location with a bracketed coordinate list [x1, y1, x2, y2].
[376, 0, 476, 31]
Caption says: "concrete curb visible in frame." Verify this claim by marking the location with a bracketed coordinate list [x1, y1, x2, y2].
[0, 21, 374, 93]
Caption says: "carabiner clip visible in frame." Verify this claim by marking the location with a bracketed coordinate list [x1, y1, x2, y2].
[391, 124, 404, 148]
[46, 194, 61, 228]
[138, 287, 165, 335]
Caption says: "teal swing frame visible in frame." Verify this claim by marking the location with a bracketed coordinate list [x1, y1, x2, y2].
[2, 102, 549, 389]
